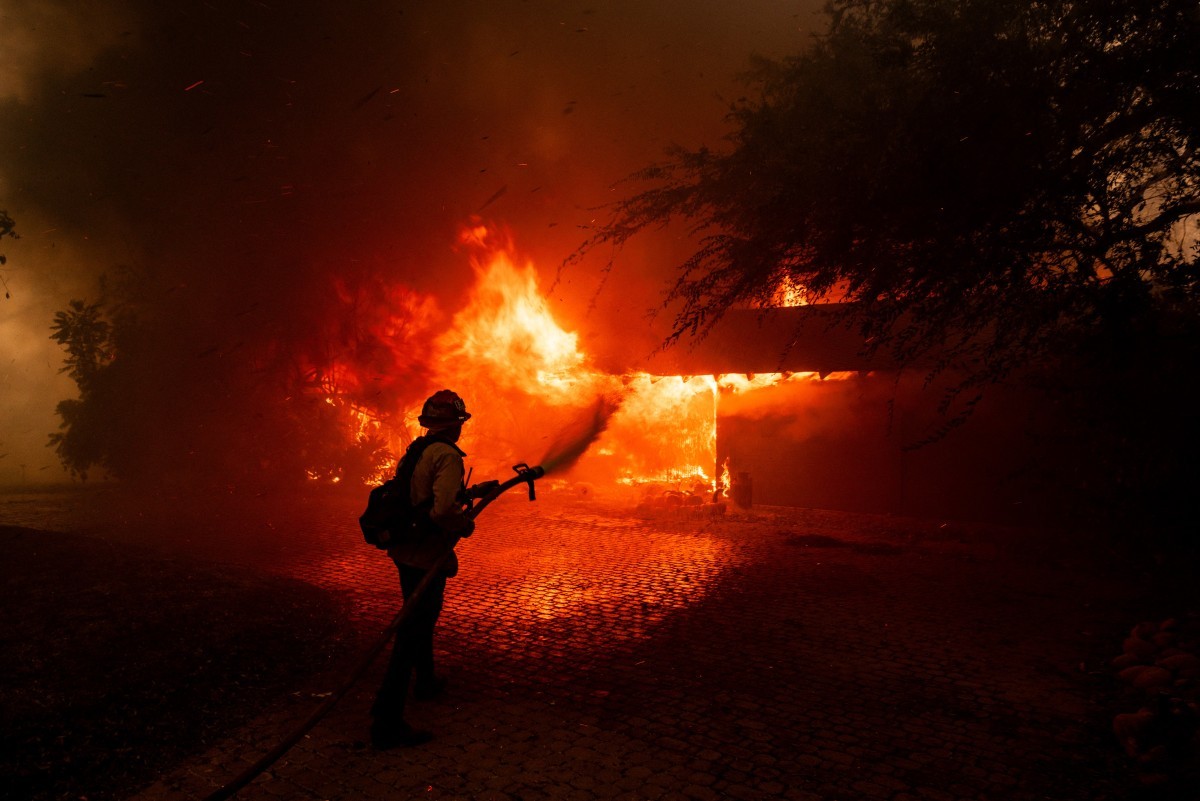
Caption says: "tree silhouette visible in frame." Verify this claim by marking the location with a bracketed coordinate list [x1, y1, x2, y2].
[48, 300, 115, 480]
[47, 280, 398, 487]
[1, 210, 17, 301]
[579, 0, 1200, 394]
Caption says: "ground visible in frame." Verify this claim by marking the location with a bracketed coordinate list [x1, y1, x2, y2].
[0, 483, 1196, 801]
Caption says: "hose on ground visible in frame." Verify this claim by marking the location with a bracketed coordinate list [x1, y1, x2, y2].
[201, 465, 542, 801]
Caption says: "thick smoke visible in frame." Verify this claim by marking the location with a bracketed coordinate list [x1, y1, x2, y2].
[0, 0, 825, 484]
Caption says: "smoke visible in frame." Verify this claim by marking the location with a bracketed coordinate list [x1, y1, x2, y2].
[0, 0, 826, 485]
[719, 375, 885, 445]
[0, 0, 134, 104]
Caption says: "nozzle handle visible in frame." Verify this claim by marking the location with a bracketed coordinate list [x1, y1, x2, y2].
[512, 462, 544, 501]
[466, 464, 546, 519]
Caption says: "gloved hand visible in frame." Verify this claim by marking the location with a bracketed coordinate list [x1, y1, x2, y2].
[458, 519, 476, 539]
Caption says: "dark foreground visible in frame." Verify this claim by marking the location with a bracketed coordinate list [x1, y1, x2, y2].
[1, 485, 1196, 801]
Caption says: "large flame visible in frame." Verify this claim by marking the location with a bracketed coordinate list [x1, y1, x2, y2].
[442, 226, 598, 401]
[426, 226, 616, 474]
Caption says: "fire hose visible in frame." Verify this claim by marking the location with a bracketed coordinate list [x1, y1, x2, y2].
[202, 463, 545, 801]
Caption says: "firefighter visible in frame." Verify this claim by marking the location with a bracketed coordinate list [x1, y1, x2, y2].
[370, 389, 475, 749]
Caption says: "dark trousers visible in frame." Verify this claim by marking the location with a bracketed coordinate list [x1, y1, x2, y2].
[371, 563, 446, 721]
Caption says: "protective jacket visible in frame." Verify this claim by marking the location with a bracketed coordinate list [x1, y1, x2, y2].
[387, 437, 472, 576]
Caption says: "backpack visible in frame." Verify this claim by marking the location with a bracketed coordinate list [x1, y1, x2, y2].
[358, 436, 437, 550]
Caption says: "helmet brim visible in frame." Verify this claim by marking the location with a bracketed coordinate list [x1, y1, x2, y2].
[418, 412, 471, 428]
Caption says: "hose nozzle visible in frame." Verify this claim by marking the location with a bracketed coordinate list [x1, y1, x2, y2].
[512, 463, 545, 500]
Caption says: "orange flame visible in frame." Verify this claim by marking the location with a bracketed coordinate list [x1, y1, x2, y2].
[769, 276, 811, 307]
[439, 226, 605, 402]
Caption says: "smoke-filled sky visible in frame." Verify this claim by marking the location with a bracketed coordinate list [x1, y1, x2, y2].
[0, 0, 826, 483]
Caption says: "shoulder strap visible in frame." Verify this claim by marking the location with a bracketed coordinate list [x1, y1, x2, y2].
[396, 436, 436, 482]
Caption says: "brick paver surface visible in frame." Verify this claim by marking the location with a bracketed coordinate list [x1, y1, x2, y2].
[4, 487, 1149, 799]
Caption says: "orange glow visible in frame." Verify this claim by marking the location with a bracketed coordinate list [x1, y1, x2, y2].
[301, 498, 741, 641]
[769, 276, 811, 307]
[763, 275, 854, 307]
[481, 524, 737, 629]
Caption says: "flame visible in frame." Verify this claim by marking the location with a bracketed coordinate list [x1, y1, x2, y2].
[295, 276, 443, 484]
[716, 371, 857, 393]
[421, 226, 616, 473]
[438, 227, 604, 402]
[769, 276, 811, 307]
[595, 374, 718, 492]
[717, 457, 731, 497]
[762, 274, 854, 307]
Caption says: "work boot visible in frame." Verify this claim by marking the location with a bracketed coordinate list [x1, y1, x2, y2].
[413, 676, 447, 701]
[370, 717, 433, 750]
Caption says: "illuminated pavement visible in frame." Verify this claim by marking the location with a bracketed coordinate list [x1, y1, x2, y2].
[57, 489, 1140, 800]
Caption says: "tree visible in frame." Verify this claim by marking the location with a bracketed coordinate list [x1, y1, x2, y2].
[579, 0, 1200, 393]
[50, 300, 113, 391]
[47, 274, 401, 487]
[48, 299, 115, 480]
[1, 210, 17, 301]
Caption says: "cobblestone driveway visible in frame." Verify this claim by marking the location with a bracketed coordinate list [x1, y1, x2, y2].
[11, 488, 1141, 800]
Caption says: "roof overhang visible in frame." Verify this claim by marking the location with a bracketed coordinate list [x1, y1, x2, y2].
[639, 304, 888, 376]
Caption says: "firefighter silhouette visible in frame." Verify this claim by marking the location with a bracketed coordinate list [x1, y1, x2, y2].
[370, 389, 474, 749]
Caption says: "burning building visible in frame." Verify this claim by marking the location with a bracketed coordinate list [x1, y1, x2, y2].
[307, 223, 1050, 526]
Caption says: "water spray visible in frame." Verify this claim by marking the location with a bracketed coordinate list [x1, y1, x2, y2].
[536, 394, 623, 475]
